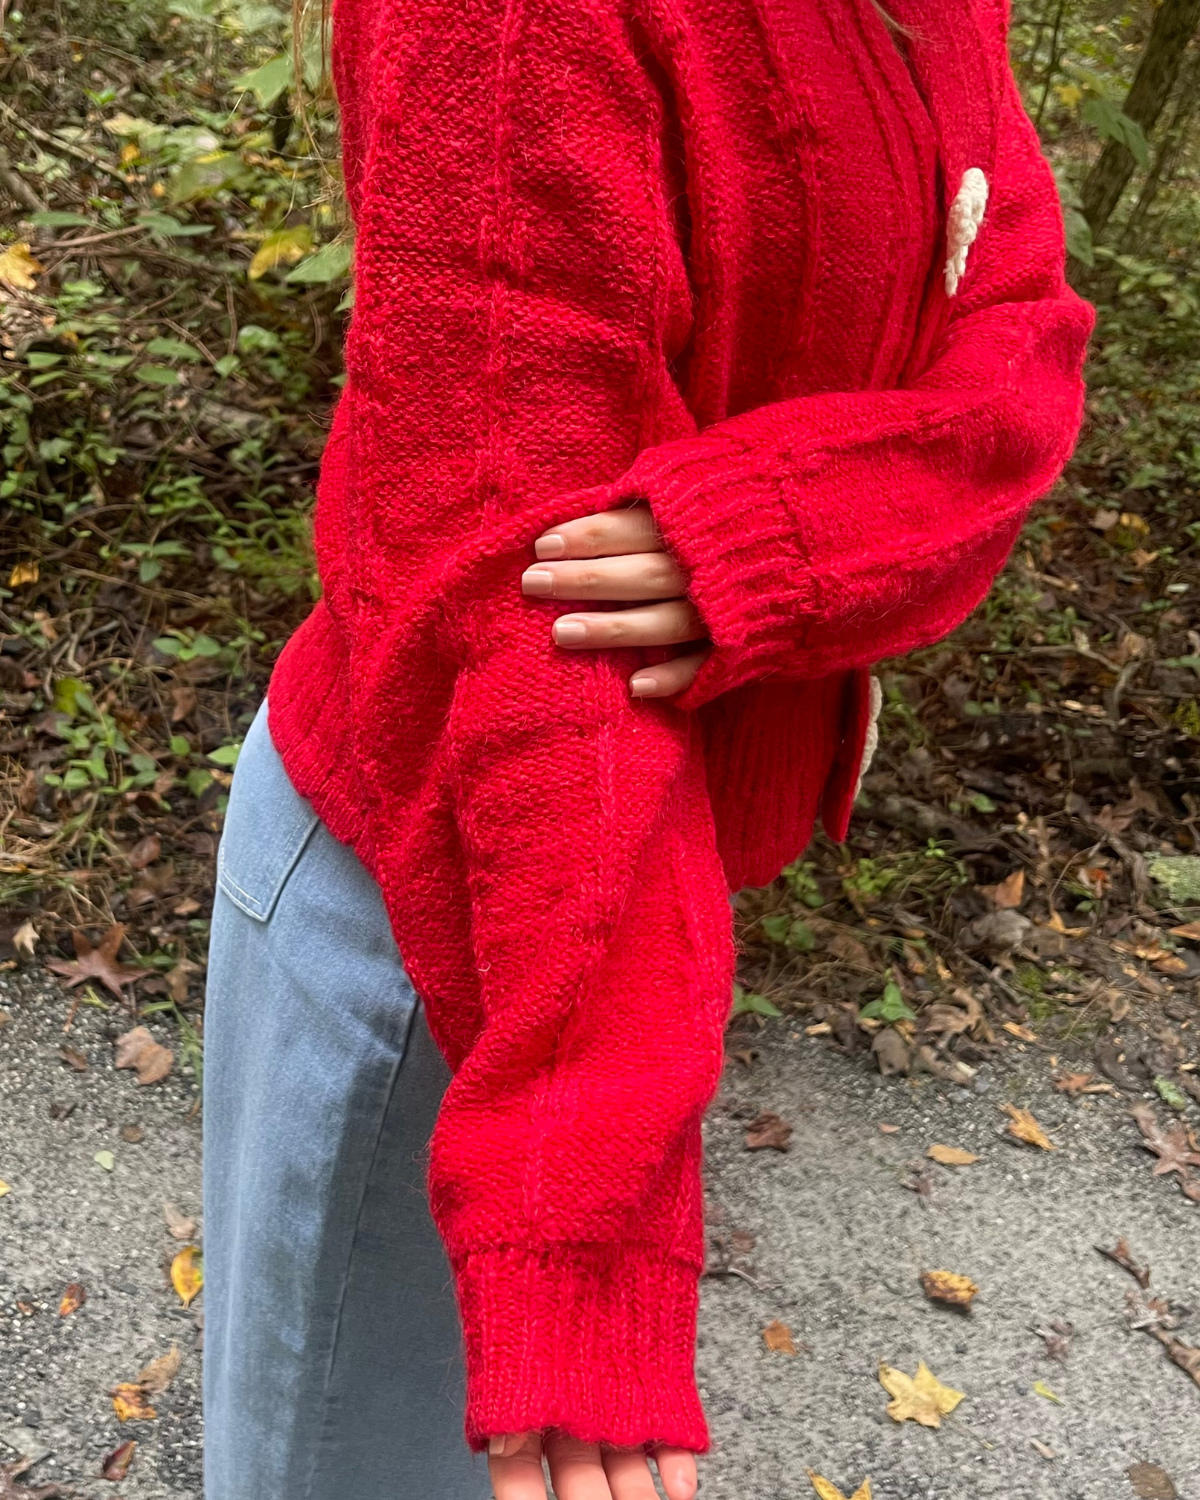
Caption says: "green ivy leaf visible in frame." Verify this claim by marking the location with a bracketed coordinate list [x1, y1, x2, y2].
[207, 741, 242, 767]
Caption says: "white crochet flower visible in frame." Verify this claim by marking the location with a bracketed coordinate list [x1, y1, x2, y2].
[944, 167, 989, 297]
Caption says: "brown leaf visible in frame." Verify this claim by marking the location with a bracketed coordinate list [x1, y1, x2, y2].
[45, 924, 150, 1000]
[110, 1382, 157, 1422]
[744, 1112, 792, 1151]
[113, 1026, 173, 1085]
[808, 1473, 871, 1500]
[1055, 1071, 1115, 1096]
[100, 1440, 137, 1481]
[120, 1123, 144, 1144]
[57, 1046, 88, 1073]
[1151, 1328, 1200, 1390]
[126, 834, 161, 870]
[824, 928, 871, 968]
[1030, 1439, 1056, 1461]
[171, 1244, 204, 1306]
[1097, 1237, 1150, 1288]
[920, 1269, 978, 1310]
[1036, 1318, 1074, 1361]
[1126, 1462, 1178, 1500]
[1169, 921, 1200, 942]
[169, 681, 197, 722]
[878, 1361, 964, 1427]
[58, 1282, 86, 1317]
[762, 1319, 797, 1354]
[878, 1123, 900, 1135]
[902, 1169, 935, 1203]
[1002, 1021, 1038, 1042]
[163, 1201, 196, 1240]
[872, 1027, 910, 1076]
[0, 1456, 74, 1498]
[1130, 1104, 1200, 1180]
[1002, 1104, 1056, 1150]
[926, 1143, 979, 1166]
[981, 869, 1025, 909]
[136, 1344, 181, 1395]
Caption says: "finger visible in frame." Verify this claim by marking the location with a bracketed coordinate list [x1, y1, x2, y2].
[544, 1434, 613, 1500]
[552, 600, 705, 650]
[601, 1448, 660, 1499]
[534, 504, 660, 561]
[522, 552, 686, 603]
[655, 1447, 699, 1500]
[628, 648, 709, 698]
[488, 1432, 548, 1500]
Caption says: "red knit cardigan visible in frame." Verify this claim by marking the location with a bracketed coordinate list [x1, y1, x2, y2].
[268, 0, 1092, 1453]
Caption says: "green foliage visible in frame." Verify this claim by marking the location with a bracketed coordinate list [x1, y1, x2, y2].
[731, 984, 782, 1019]
[858, 979, 916, 1024]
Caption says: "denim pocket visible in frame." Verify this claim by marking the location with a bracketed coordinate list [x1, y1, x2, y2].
[215, 700, 320, 924]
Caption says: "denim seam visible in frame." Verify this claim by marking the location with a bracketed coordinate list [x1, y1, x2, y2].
[301, 998, 421, 1500]
[217, 810, 319, 922]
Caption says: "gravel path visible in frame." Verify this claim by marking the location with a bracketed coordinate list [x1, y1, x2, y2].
[2, 967, 1197, 1499]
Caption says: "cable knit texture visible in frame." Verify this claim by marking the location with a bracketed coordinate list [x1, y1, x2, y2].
[267, 0, 1092, 1453]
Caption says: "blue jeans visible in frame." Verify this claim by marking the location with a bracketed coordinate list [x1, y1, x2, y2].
[202, 700, 492, 1499]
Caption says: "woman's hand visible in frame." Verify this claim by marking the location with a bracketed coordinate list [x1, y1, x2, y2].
[522, 504, 710, 698]
[489, 1431, 697, 1500]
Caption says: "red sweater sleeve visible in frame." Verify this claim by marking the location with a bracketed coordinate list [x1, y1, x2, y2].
[603, 71, 1094, 708]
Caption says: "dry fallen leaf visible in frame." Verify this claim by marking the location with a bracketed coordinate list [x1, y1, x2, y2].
[920, 1270, 978, 1310]
[114, 1026, 173, 1085]
[1169, 921, 1200, 942]
[58, 1282, 86, 1317]
[0, 241, 45, 292]
[110, 1382, 157, 1422]
[12, 920, 38, 960]
[45, 923, 150, 1000]
[127, 834, 162, 870]
[878, 1123, 900, 1135]
[137, 1345, 181, 1395]
[100, 1439, 137, 1482]
[0, 1456, 73, 1498]
[57, 1046, 88, 1073]
[1036, 1318, 1074, 1361]
[1055, 1071, 1115, 1096]
[171, 1244, 204, 1307]
[1152, 1329, 1200, 1391]
[982, 869, 1025, 909]
[163, 1201, 196, 1240]
[1030, 1438, 1056, 1462]
[762, 1319, 796, 1354]
[807, 1472, 871, 1500]
[1127, 1461, 1178, 1499]
[1097, 1237, 1151, 1288]
[744, 1111, 793, 1151]
[1002, 1104, 1056, 1150]
[926, 1143, 979, 1166]
[878, 1361, 964, 1427]
[0, 1181, 10, 1198]
[1130, 1104, 1200, 1182]
[1033, 1378, 1063, 1404]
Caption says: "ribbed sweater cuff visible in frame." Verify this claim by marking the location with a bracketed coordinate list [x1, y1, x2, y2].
[453, 1244, 709, 1453]
[612, 442, 816, 709]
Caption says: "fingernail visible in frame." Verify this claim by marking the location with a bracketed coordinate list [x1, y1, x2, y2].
[488, 1436, 505, 1456]
[521, 568, 554, 597]
[554, 619, 587, 644]
[534, 533, 566, 559]
[630, 675, 656, 696]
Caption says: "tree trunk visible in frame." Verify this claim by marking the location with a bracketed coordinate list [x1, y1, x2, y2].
[1120, 43, 1200, 248]
[1080, 0, 1200, 238]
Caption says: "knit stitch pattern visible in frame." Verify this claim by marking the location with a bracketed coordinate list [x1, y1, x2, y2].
[268, 0, 1092, 1452]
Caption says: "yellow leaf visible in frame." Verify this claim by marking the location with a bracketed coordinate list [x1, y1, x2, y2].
[808, 1471, 872, 1500]
[762, 1319, 796, 1354]
[0, 1180, 10, 1198]
[879, 1361, 965, 1428]
[1055, 82, 1083, 107]
[8, 561, 39, 587]
[171, 1244, 204, 1307]
[920, 1270, 979, 1309]
[121, 142, 140, 165]
[58, 1281, 86, 1317]
[248, 225, 313, 280]
[0, 241, 44, 292]
[1003, 1104, 1056, 1151]
[1033, 1378, 1063, 1405]
[110, 1382, 157, 1422]
[1003, 1022, 1037, 1042]
[926, 1143, 979, 1166]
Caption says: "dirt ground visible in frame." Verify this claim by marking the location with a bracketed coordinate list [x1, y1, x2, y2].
[1, 965, 1197, 1500]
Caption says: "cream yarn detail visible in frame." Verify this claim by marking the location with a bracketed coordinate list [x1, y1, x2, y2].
[944, 168, 989, 297]
[852, 675, 884, 802]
